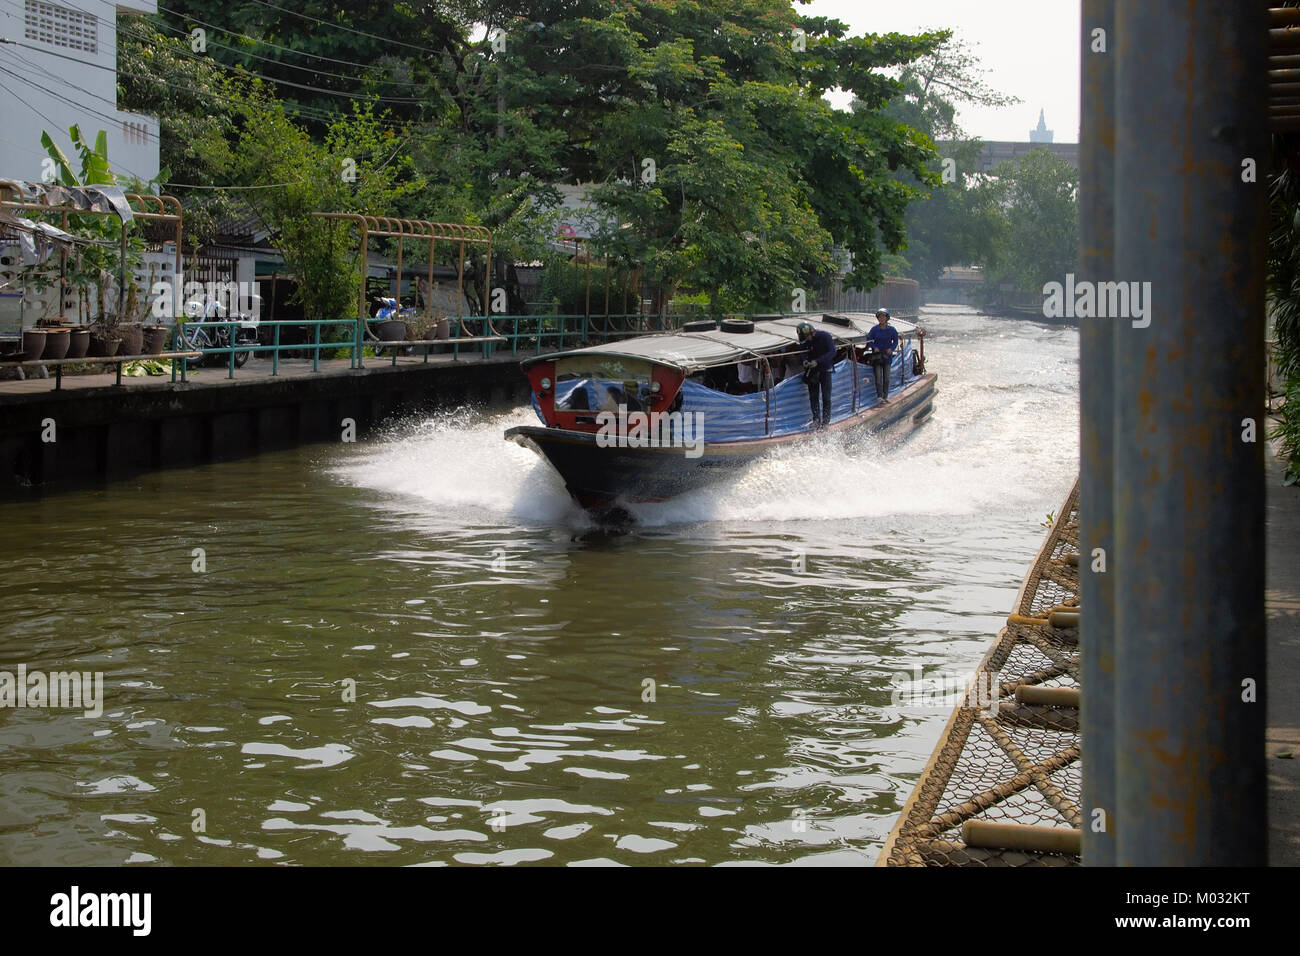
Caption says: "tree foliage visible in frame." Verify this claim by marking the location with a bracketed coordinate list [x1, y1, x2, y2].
[879, 37, 1021, 287]
[974, 149, 1078, 303]
[123, 1, 953, 314]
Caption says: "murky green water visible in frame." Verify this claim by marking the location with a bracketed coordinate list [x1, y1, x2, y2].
[0, 307, 1078, 866]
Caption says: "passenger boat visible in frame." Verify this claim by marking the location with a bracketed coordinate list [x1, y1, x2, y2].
[504, 313, 937, 512]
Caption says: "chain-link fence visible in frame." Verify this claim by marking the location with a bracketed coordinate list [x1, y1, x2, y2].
[880, 478, 1082, 866]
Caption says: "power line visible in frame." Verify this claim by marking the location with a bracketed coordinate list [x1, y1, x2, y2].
[153, 2, 404, 73]
[0, 74, 155, 183]
[110, 14, 426, 104]
[0, 56, 315, 192]
[244, 0, 441, 56]
[0, 61, 163, 152]
[132, 14, 423, 90]
[4, 0, 426, 107]
[1, 38, 408, 133]
[0, 47, 164, 146]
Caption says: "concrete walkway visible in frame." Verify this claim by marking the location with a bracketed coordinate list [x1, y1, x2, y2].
[1267, 423, 1300, 865]
[0, 349, 528, 398]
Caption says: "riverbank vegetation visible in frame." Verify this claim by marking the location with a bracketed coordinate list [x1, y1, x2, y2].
[113, 1, 956, 317]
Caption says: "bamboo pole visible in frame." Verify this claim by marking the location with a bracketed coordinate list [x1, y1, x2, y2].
[962, 821, 1082, 855]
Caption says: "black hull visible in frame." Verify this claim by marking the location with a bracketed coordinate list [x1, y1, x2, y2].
[506, 374, 937, 510]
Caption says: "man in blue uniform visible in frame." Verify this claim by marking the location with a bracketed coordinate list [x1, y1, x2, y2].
[797, 321, 836, 427]
[865, 308, 900, 404]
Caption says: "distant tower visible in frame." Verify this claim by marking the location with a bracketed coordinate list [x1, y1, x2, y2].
[1030, 109, 1054, 144]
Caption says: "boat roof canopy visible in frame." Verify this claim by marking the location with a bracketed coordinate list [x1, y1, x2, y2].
[522, 313, 917, 372]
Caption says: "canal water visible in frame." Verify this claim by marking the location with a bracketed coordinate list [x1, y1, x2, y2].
[0, 306, 1078, 866]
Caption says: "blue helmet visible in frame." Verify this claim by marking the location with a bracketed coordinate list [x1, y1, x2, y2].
[875, 308, 891, 320]
[796, 321, 814, 340]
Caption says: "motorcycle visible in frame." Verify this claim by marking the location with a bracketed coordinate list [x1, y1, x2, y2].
[179, 294, 261, 368]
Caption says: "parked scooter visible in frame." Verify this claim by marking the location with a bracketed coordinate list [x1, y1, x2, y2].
[368, 291, 417, 356]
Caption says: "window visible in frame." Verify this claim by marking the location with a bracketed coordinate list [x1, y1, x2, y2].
[23, 1, 97, 55]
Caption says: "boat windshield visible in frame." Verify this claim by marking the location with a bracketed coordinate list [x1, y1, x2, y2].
[554, 356, 658, 412]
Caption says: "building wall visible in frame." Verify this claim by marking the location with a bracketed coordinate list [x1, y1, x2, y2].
[0, 1, 160, 183]
[938, 140, 1080, 173]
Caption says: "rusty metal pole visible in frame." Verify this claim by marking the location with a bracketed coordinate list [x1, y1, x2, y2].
[395, 232, 404, 311]
[1112, 0, 1267, 864]
[358, 223, 368, 320]
[1079, 0, 1117, 867]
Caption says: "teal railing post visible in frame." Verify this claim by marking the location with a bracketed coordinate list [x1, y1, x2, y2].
[177, 322, 187, 383]
[512, 315, 519, 355]
[355, 317, 364, 369]
[273, 322, 280, 375]
[313, 320, 321, 372]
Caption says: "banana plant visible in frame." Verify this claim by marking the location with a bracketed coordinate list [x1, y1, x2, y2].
[40, 125, 114, 187]
[35, 126, 143, 327]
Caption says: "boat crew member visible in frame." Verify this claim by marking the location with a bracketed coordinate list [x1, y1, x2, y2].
[865, 308, 899, 404]
[797, 321, 836, 426]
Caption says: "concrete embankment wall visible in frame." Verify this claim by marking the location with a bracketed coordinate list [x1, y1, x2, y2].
[0, 360, 531, 497]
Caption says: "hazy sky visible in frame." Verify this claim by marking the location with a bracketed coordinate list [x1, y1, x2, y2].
[804, 0, 1082, 143]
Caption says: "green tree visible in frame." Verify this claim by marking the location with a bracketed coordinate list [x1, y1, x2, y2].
[130, 2, 950, 316]
[485, 1, 944, 313]
[879, 37, 1020, 286]
[155, 1, 472, 132]
[223, 85, 425, 321]
[117, 14, 243, 245]
[974, 148, 1079, 304]
[36, 126, 154, 325]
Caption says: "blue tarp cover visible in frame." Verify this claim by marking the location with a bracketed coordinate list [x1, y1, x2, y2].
[534, 345, 915, 443]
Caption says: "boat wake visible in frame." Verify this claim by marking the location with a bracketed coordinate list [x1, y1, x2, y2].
[333, 376, 1076, 532]
[333, 308, 1078, 528]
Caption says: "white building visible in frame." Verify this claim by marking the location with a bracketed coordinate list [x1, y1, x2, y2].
[0, 1, 159, 183]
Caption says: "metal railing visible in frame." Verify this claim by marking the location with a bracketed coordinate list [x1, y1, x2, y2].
[165, 311, 881, 378]
[166, 313, 697, 377]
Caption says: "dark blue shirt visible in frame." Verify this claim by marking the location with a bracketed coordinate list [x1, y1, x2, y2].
[808, 329, 837, 371]
[865, 324, 898, 355]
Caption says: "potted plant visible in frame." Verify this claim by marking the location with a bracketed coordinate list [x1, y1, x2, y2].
[36, 313, 70, 360]
[115, 283, 145, 355]
[20, 325, 47, 362]
[37, 125, 153, 359]
[87, 271, 123, 357]
[408, 308, 449, 355]
[66, 321, 90, 359]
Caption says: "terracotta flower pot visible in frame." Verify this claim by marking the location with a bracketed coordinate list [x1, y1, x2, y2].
[66, 328, 90, 359]
[117, 324, 144, 356]
[376, 319, 407, 342]
[425, 318, 450, 341]
[87, 332, 121, 357]
[141, 325, 169, 355]
[22, 328, 47, 361]
[42, 327, 70, 361]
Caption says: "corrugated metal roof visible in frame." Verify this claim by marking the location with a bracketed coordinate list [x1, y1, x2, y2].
[523, 313, 916, 371]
